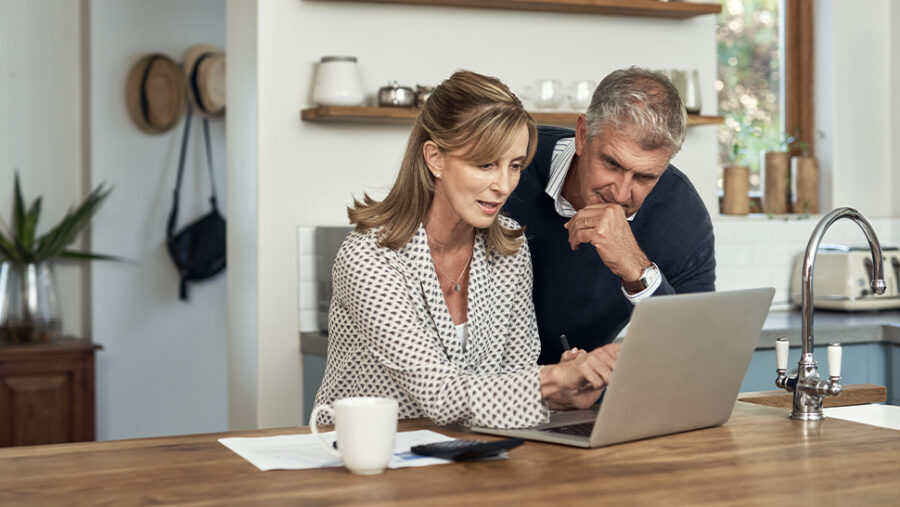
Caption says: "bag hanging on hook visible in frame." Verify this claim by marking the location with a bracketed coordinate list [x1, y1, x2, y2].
[166, 104, 226, 300]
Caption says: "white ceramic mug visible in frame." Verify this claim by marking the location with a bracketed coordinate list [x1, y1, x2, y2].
[309, 397, 398, 475]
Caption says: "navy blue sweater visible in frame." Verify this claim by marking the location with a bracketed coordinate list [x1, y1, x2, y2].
[505, 126, 716, 364]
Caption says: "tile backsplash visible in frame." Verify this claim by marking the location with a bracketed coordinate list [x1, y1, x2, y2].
[298, 216, 900, 332]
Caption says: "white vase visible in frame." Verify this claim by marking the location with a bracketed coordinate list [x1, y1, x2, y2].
[0, 262, 62, 343]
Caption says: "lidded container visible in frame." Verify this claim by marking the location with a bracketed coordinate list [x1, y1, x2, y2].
[312, 56, 365, 106]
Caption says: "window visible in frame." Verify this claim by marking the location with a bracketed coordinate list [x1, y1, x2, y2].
[716, 0, 814, 211]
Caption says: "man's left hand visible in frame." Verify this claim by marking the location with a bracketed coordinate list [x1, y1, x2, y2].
[564, 203, 649, 282]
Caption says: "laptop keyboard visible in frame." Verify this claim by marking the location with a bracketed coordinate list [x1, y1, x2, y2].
[542, 421, 594, 437]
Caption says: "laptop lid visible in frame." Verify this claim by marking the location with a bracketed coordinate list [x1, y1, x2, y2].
[472, 287, 775, 448]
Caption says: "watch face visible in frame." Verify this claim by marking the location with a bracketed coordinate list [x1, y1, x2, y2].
[641, 264, 660, 287]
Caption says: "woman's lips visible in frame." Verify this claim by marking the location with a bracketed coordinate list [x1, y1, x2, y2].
[477, 200, 501, 215]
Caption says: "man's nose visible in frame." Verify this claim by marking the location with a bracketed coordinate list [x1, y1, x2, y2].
[612, 174, 632, 204]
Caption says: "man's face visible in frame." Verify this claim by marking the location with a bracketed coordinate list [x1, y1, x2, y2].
[572, 116, 671, 217]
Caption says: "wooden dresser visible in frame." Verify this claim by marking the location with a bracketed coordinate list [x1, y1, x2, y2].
[0, 338, 100, 447]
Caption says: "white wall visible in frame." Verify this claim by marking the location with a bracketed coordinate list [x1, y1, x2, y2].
[225, 0, 260, 431]
[892, 2, 900, 217]
[0, 0, 85, 337]
[817, 0, 895, 216]
[87, 0, 228, 440]
[253, 0, 720, 422]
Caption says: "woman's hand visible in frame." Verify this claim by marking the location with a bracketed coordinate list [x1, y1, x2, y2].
[540, 343, 622, 406]
[546, 386, 605, 410]
[559, 347, 585, 362]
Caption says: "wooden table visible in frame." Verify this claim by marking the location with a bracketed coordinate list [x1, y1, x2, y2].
[0, 402, 898, 505]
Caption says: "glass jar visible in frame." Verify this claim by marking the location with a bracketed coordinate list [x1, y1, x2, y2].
[0, 262, 62, 343]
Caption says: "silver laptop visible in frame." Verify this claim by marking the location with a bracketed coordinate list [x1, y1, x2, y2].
[472, 287, 775, 448]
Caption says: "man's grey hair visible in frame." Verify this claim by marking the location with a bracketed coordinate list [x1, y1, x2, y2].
[584, 67, 687, 156]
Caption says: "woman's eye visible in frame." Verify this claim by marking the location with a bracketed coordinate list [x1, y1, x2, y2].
[480, 163, 495, 170]
[511, 163, 524, 172]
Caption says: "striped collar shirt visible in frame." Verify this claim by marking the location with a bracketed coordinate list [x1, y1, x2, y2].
[545, 137, 579, 218]
[544, 137, 635, 221]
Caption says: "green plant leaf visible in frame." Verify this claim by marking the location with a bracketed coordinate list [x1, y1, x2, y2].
[35, 184, 112, 261]
[58, 250, 124, 262]
[0, 230, 23, 263]
[12, 172, 26, 239]
[4, 173, 116, 264]
[19, 196, 41, 254]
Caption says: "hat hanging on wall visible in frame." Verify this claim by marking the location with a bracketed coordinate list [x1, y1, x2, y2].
[183, 45, 226, 118]
[125, 53, 187, 134]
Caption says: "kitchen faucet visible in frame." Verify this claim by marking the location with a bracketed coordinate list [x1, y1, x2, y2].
[774, 207, 886, 420]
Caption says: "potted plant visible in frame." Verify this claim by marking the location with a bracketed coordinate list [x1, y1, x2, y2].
[0, 172, 115, 343]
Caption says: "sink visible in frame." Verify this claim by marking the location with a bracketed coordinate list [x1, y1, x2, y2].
[823, 404, 900, 430]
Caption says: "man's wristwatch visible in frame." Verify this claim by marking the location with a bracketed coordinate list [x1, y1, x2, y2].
[622, 262, 660, 295]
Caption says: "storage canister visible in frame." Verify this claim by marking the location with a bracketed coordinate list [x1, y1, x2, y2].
[312, 56, 365, 107]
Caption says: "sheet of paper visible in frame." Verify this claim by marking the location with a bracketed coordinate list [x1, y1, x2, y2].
[219, 429, 458, 471]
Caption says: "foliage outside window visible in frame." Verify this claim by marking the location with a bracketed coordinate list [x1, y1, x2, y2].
[715, 0, 781, 193]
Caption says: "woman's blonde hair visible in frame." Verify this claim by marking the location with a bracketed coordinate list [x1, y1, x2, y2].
[348, 70, 537, 256]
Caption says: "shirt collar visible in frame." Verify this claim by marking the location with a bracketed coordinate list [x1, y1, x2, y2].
[544, 137, 636, 221]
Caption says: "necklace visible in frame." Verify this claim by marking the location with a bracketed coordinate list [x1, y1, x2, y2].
[430, 244, 474, 293]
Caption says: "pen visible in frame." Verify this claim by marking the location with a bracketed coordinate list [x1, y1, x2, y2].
[559, 334, 571, 351]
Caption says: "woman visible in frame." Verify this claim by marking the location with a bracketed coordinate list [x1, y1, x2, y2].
[314, 70, 618, 429]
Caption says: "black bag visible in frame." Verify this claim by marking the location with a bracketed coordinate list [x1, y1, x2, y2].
[166, 105, 226, 300]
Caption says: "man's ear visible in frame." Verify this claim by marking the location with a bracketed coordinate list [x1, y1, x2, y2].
[423, 140, 444, 178]
[575, 114, 588, 156]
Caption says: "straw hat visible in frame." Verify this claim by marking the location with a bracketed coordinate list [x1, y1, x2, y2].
[125, 53, 187, 134]
[183, 45, 226, 117]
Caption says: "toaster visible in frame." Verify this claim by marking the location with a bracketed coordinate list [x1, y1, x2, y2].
[790, 245, 900, 311]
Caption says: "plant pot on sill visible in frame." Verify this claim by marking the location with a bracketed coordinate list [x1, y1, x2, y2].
[763, 151, 791, 214]
[0, 262, 62, 344]
[722, 164, 750, 215]
[791, 155, 818, 214]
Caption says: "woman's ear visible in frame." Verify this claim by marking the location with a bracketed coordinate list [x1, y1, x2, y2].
[423, 141, 444, 179]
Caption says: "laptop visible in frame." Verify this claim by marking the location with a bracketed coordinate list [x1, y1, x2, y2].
[472, 287, 775, 448]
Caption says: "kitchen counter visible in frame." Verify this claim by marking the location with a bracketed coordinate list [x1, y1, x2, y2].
[1, 402, 897, 505]
[300, 309, 900, 355]
[759, 309, 900, 347]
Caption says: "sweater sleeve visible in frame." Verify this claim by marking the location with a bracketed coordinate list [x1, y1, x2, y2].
[331, 234, 548, 429]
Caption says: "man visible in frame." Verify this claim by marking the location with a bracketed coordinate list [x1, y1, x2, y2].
[505, 67, 716, 365]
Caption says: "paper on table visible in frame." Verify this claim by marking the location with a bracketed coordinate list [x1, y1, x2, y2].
[219, 429, 458, 471]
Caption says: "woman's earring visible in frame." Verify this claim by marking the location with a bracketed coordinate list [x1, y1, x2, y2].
[436, 173, 442, 179]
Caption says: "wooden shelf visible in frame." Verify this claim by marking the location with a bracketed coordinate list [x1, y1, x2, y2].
[301, 105, 724, 128]
[317, 0, 722, 18]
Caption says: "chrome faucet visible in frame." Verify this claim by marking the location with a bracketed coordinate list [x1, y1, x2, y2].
[775, 207, 886, 420]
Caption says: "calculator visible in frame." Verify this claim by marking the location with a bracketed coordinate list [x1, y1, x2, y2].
[410, 438, 524, 461]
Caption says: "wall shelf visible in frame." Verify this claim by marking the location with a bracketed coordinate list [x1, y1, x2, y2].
[316, 0, 722, 18]
[301, 105, 724, 128]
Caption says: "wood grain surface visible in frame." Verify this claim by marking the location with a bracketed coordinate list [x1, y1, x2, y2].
[0, 401, 898, 505]
[738, 383, 887, 409]
[300, 106, 724, 128]
[315, 0, 722, 18]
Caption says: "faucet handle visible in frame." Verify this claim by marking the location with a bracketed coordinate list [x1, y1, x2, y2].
[775, 337, 789, 371]
[828, 343, 842, 379]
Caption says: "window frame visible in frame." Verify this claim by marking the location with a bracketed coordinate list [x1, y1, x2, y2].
[783, 0, 815, 157]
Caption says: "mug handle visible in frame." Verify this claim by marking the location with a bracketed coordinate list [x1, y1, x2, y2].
[309, 405, 341, 459]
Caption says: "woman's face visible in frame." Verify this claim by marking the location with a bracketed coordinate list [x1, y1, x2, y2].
[425, 124, 530, 230]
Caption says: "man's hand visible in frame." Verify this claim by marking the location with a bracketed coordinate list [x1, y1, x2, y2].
[564, 203, 649, 283]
